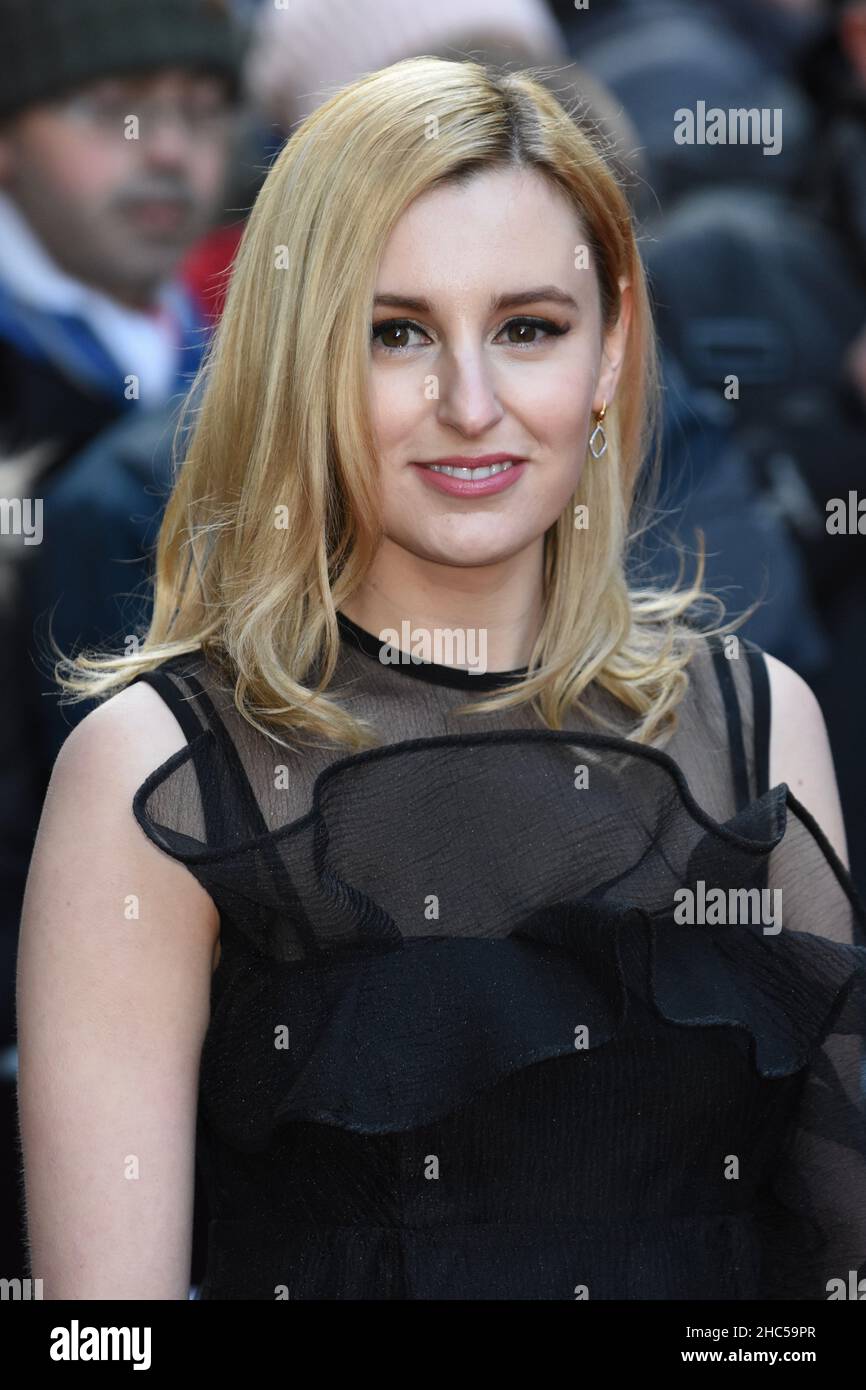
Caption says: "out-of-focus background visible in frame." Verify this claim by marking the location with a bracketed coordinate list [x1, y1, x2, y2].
[1, 0, 864, 1289]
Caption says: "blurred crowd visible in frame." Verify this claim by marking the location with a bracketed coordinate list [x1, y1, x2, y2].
[1, 0, 864, 1284]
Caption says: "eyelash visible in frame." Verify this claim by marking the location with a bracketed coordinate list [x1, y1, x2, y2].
[370, 315, 570, 355]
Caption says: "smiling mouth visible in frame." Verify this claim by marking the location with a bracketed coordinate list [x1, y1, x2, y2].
[424, 461, 516, 480]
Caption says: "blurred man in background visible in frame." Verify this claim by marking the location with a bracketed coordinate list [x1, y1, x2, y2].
[0, 0, 244, 462]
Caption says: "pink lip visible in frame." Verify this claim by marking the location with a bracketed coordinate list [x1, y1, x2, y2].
[412, 454, 527, 498]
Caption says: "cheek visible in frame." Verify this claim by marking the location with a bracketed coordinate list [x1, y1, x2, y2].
[506, 356, 595, 444]
[32, 135, 126, 208]
[536, 367, 590, 420]
[188, 146, 227, 202]
[369, 366, 426, 455]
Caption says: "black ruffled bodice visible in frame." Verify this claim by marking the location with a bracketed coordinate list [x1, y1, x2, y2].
[130, 620, 866, 1300]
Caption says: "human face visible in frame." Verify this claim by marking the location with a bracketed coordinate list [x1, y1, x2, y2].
[0, 68, 234, 306]
[367, 165, 630, 572]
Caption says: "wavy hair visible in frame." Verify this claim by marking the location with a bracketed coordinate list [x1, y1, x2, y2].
[56, 56, 753, 749]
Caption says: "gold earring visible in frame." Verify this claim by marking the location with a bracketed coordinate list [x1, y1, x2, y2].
[589, 400, 608, 459]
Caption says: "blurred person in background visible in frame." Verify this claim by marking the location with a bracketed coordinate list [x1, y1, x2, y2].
[547, 0, 816, 202]
[0, 0, 246, 1281]
[797, 0, 866, 322]
[793, 0, 866, 898]
[245, 0, 564, 133]
[0, 0, 245, 465]
[630, 0, 866, 893]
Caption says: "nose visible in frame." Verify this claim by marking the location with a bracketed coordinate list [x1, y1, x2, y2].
[139, 115, 196, 167]
[435, 344, 505, 438]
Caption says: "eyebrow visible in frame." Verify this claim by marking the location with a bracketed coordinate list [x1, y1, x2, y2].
[372, 286, 578, 313]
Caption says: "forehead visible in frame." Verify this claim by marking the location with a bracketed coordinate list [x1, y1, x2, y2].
[376, 166, 591, 303]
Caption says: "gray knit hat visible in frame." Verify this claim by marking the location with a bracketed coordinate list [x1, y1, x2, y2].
[0, 0, 248, 122]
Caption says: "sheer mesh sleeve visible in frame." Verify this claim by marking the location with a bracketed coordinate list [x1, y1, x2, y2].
[757, 795, 866, 1299]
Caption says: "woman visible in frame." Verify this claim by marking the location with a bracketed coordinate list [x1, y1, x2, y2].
[17, 57, 866, 1300]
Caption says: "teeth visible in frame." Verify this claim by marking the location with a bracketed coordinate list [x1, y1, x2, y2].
[427, 462, 514, 480]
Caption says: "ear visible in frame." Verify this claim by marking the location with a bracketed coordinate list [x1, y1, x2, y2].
[593, 278, 632, 415]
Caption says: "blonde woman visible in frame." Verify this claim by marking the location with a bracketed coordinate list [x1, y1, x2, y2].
[17, 58, 866, 1301]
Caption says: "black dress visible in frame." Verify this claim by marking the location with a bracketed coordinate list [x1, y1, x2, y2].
[130, 615, 866, 1300]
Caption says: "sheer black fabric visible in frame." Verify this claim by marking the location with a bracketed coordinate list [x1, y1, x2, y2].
[129, 619, 866, 1300]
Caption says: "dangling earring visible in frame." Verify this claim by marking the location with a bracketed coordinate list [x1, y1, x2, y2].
[589, 400, 608, 459]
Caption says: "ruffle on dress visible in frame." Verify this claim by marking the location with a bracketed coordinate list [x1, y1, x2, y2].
[132, 730, 866, 1147]
[134, 733, 866, 1295]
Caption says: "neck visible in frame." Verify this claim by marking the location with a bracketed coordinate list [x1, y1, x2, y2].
[339, 538, 546, 672]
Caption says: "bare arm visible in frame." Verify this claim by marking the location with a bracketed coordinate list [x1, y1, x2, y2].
[760, 654, 866, 1297]
[16, 683, 219, 1299]
[765, 653, 850, 871]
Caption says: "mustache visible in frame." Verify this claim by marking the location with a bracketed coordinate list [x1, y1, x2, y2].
[113, 184, 196, 212]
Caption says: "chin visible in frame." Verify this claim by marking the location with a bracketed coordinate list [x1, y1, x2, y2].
[404, 534, 536, 569]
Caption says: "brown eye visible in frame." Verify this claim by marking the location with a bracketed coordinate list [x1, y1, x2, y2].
[371, 320, 427, 352]
[496, 316, 568, 347]
[378, 324, 411, 349]
[506, 321, 538, 344]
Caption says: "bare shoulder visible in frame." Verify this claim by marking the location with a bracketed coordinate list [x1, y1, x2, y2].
[33, 678, 219, 940]
[763, 653, 849, 869]
[54, 679, 191, 789]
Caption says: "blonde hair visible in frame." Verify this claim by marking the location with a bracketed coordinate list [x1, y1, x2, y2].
[57, 56, 753, 750]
